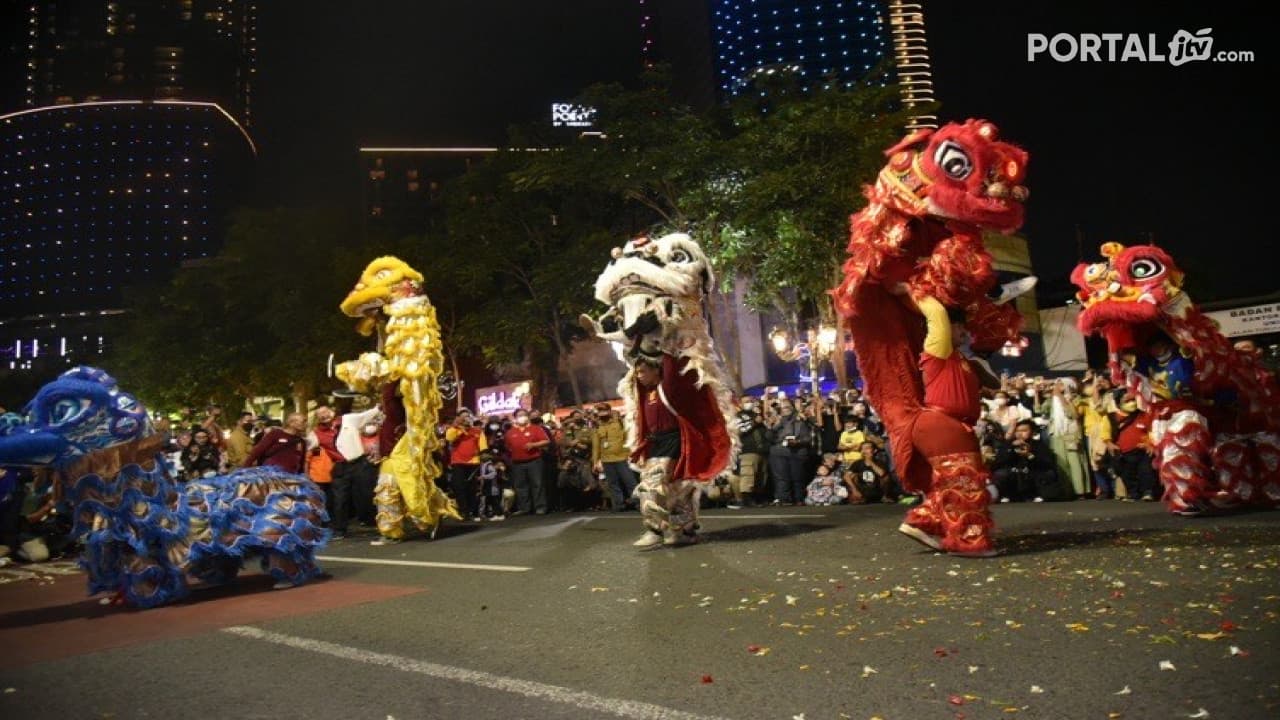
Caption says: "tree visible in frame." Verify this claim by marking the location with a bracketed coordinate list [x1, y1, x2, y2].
[108, 208, 373, 413]
[439, 149, 626, 408]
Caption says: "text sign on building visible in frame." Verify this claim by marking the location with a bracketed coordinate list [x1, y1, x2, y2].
[551, 103, 596, 128]
[1206, 302, 1280, 338]
[475, 381, 533, 416]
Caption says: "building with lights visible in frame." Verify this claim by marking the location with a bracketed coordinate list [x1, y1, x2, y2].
[0, 100, 255, 379]
[709, 0, 893, 98]
[360, 147, 497, 234]
[16, 0, 258, 128]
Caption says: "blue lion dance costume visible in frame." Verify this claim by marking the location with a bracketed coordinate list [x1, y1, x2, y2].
[0, 367, 328, 608]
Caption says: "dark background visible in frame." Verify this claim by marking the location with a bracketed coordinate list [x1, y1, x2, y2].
[4, 1, 1273, 304]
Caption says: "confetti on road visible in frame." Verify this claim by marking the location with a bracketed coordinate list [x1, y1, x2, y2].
[1159, 660, 1177, 671]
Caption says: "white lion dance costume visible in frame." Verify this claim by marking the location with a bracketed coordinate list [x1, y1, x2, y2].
[336, 257, 459, 542]
[583, 234, 737, 547]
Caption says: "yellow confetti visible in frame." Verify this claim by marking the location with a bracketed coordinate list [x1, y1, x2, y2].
[1195, 632, 1227, 641]
[799, 665, 810, 671]
[1066, 623, 1090, 633]
[590, 587, 609, 592]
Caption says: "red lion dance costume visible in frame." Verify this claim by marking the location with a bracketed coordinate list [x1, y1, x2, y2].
[833, 120, 1030, 557]
[1071, 242, 1280, 514]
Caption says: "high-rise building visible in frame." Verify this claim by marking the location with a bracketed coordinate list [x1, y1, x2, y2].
[0, 100, 255, 379]
[709, 0, 892, 99]
[1, 1, 258, 385]
[18, 0, 257, 127]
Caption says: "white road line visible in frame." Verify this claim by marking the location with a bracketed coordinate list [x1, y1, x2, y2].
[316, 556, 531, 572]
[493, 516, 595, 543]
[589, 514, 827, 520]
[223, 626, 734, 720]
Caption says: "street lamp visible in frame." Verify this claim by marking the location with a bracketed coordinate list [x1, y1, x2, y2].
[769, 323, 839, 398]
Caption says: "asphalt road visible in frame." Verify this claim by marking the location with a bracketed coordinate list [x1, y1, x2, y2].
[1, 501, 1277, 720]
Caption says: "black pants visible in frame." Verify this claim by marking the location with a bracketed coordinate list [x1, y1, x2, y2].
[993, 466, 1061, 501]
[1112, 449, 1158, 498]
[769, 449, 810, 503]
[331, 458, 379, 531]
[511, 459, 547, 514]
[450, 464, 481, 518]
[0, 481, 24, 550]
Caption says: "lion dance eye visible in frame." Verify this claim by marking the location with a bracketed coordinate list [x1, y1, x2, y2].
[933, 141, 973, 180]
[1129, 258, 1165, 280]
[49, 397, 88, 426]
[670, 249, 690, 263]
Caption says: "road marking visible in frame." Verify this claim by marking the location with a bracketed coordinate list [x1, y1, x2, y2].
[492, 516, 595, 543]
[223, 626, 734, 720]
[589, 514, 827, 520]
[316, 556, 531, 572]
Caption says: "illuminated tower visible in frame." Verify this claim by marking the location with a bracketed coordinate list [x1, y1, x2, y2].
[886, 0, 936, 130]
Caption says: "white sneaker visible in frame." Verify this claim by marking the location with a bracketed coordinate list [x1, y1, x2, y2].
[999, 497, 1011, 503]
[726, 503, 742, 510]
[993, 276, 1038, 305]
[1033, 497, 1044, 503]
[489, 515, 506, 522]
[471, 516, 484, 522]
[632, 530, 663, 548]
[370, 537, 402, 546]
[898, 523, 942, 551]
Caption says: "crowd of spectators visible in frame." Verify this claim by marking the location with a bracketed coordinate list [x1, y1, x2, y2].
[3, 331, 1272, 562]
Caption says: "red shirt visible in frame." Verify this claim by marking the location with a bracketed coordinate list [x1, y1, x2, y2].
[1114, 412, 1151, 453]
[920, 352, 981, 426]
[642, 386, 679, 435]
[312, 422, 344, 463]
[504, 425, 547, 462]
[448, 426, 484, 465]
[245, 428, 306, 474]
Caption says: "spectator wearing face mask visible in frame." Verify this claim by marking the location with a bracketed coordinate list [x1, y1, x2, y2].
[986, 390, 1031, 437]
[225, 411, 256, 469]
[591, 403, 637, 512]
[332, 405, 384, 538]
[504, 409, 551, 515]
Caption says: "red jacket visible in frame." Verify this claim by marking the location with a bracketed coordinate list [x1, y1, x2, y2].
[630, 354, 732, 482]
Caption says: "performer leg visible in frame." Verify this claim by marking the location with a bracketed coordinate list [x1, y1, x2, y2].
[1156, 408, 1215, 515]
[373, 470, 406, 541]
[903, 410, 996, 557]
[663, 480, 702, 545]
[932, 453, 996, 556]
[633, 457, 671, 547]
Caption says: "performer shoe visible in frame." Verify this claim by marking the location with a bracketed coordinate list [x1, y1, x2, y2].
[664, 531, 700, 547]
[632, 530, 663, 548]
[992, 276, 1038, 305]
[898, 523, 943, 551]
[370, 537, 401, 546]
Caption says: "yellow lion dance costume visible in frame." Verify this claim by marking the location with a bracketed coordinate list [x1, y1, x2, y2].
[336, 257, 459, 542]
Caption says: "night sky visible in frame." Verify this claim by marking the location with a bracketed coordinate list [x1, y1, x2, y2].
[5, 2, 1274, 305]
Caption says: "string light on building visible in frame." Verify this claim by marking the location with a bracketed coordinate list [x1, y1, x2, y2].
[709, 0, 892, 99]
[887, 0, 937, 130]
